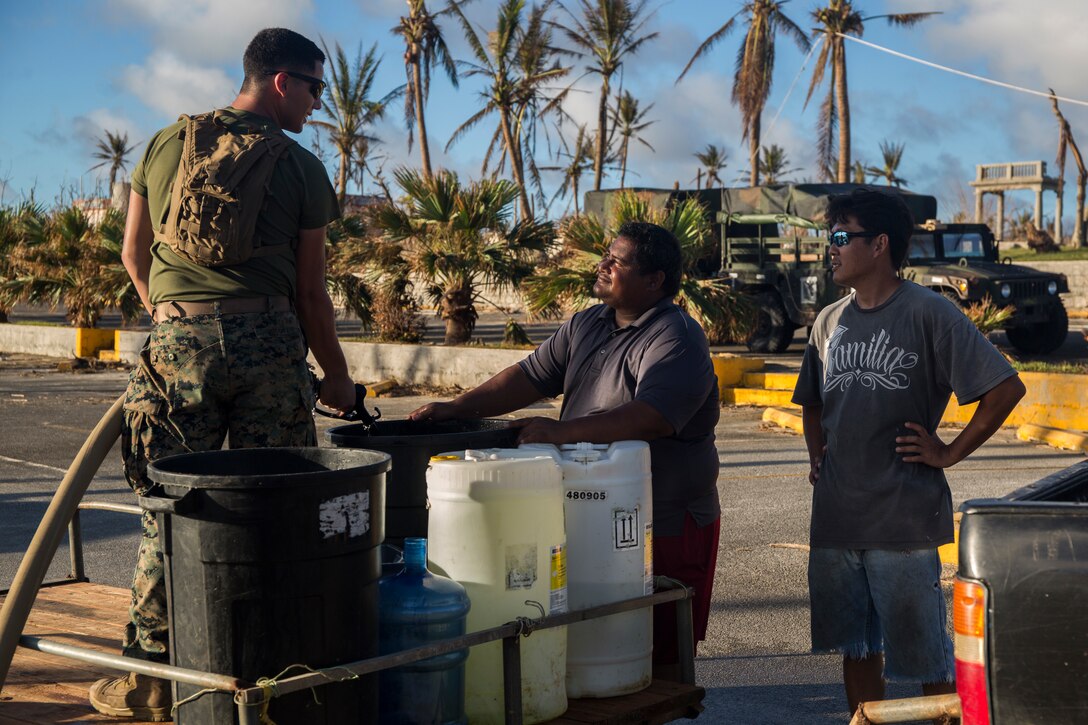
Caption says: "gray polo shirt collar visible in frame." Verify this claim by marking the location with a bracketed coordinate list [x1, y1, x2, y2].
[596, 296, 676, 334]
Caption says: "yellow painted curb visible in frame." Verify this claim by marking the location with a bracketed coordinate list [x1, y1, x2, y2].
[74, 328, 115, 358]
[743, 371, 799, 391]
[369, 379, 398, 397]
[712, 354, 765, 392]
[762, 407, 803, 434]
[1016, 424, 1088, 453]
[942, 372, 1088, 431]
[1068, 309, 1088, 319]
[725, 388, 798, 408]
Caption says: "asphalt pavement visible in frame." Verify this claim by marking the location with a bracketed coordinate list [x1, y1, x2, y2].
[2, 356, 1083, 722]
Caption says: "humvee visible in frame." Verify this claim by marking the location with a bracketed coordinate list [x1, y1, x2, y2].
[903, 221, 1069, 353]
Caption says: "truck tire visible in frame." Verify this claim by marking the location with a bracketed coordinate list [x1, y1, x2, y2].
[746, 291, 795, 353]
[1005, 301, 1069, 354]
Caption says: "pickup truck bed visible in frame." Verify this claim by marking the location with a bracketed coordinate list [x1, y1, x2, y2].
[958, 460, 1088, 724]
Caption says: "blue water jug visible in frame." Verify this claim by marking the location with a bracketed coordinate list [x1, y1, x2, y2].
[379, 537, 471, 725]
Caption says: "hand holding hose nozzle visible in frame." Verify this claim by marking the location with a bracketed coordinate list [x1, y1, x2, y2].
[309, 370, 382, 428]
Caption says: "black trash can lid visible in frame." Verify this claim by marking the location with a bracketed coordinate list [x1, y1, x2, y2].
[325, 418, 517, 448]
[147, 447, 391, 490]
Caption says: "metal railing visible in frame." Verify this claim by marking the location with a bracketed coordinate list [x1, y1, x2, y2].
[977, 161, 1048, 181]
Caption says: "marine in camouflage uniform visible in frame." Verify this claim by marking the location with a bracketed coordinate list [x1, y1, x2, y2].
[91, 28, 356, 722]
[120, 312, 318, 661]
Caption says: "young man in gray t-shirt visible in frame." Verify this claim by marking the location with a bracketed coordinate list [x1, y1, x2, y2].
[791, 189, 1025, 716]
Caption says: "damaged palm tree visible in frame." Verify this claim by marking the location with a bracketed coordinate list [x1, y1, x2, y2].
[1050, 89, 1086, 247]
[373, 168, 553, 344]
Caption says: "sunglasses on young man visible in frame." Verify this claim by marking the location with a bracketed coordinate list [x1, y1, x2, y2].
[829, 230, 882, 247]
[266, 69, 326, 99]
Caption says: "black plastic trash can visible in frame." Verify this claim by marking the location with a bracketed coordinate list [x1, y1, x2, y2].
[142, 447, 391, 725]
[325, 419, 517, 546]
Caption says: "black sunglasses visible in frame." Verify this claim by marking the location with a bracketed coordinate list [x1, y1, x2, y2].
[266, 69, 326, 98]
[829, 230, 882, 247]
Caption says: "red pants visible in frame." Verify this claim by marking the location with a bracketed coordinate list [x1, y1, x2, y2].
[652, 513, 721, 666]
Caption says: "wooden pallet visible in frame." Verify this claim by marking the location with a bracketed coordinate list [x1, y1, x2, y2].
[1, 582, 704, 724]
[546, 680, 705, 724]
[0, 581, 155, 724]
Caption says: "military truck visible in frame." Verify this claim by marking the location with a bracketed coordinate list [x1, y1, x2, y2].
[714, 184, 940, 353]
[715, 211, 835, 352]
[902, 220, 1069, 354]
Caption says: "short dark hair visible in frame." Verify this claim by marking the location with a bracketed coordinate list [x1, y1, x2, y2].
[242, 28, 325, 93]
[826, 188, 915, 269]
[616, 221, 683, 297]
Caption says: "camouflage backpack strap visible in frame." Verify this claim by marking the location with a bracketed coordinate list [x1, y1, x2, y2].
[159, 110, 296, 267]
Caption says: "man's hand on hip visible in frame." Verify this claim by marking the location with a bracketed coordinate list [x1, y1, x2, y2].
[896, 422, 954, 468]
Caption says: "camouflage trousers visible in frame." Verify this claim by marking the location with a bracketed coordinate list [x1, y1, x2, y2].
[120, 310, 317, 662]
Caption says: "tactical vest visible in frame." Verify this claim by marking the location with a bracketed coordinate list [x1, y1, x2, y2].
[159, 111, 295, 267]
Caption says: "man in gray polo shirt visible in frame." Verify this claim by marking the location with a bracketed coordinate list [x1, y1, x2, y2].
[410, 221, 720, 676]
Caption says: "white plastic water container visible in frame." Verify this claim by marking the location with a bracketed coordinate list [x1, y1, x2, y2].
[426, 449, 568, 725]
[522, 441, 653, 698]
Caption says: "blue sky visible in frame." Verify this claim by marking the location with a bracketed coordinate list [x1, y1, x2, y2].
[2, 0, 1087, 226]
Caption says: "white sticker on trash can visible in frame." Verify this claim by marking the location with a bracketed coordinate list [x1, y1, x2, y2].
[318, 491, 370, 539]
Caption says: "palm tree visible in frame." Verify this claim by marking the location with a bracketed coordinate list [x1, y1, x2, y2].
[393, 0, 463, 180]
[806, 2, 937, 182]
[851, 159, 868, 184]
[555, 0, 658, 191]
[758, 144, 801, 184]
[694, 144, 729, 188]
[311, 41, 403, 204]
[610, 90, 655, 189]
[348, 131, 383, 194]
[449, 0, 573, 220]
[372, 168, 554, 344]
[546, 124, 595, 214]
[522, 190, 753, 343]
[0, 205, 140, 327]
[0, 204, 40, 323]
[678, 1, 809, 186]
[90, 130, 138, 194]
[866, 139, 908, 187]
[324, 213, 427, 342]
[1050, 89, 1086, 246]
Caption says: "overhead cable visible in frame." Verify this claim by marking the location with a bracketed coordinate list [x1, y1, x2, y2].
[836, 33, 1088, 108]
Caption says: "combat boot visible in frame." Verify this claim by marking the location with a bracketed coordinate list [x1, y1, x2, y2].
[89, 671, 172, 721]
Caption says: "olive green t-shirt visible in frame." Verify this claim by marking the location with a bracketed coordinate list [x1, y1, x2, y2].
[131, 107, 340, 302]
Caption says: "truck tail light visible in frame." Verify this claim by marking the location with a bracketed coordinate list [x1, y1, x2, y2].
[954, 577, 990, 725]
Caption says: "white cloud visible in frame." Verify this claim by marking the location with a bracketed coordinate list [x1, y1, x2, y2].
[73, 109, 143, 145]
[923, 0, 1088, 98]
[110, 0, 314, 64]
[618, 71, 744, 189]
[355, 0, 405, 20]
[120, 52, 238, 117]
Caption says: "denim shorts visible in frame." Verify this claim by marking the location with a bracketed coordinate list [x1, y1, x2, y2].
[808, 547, 954, 683]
